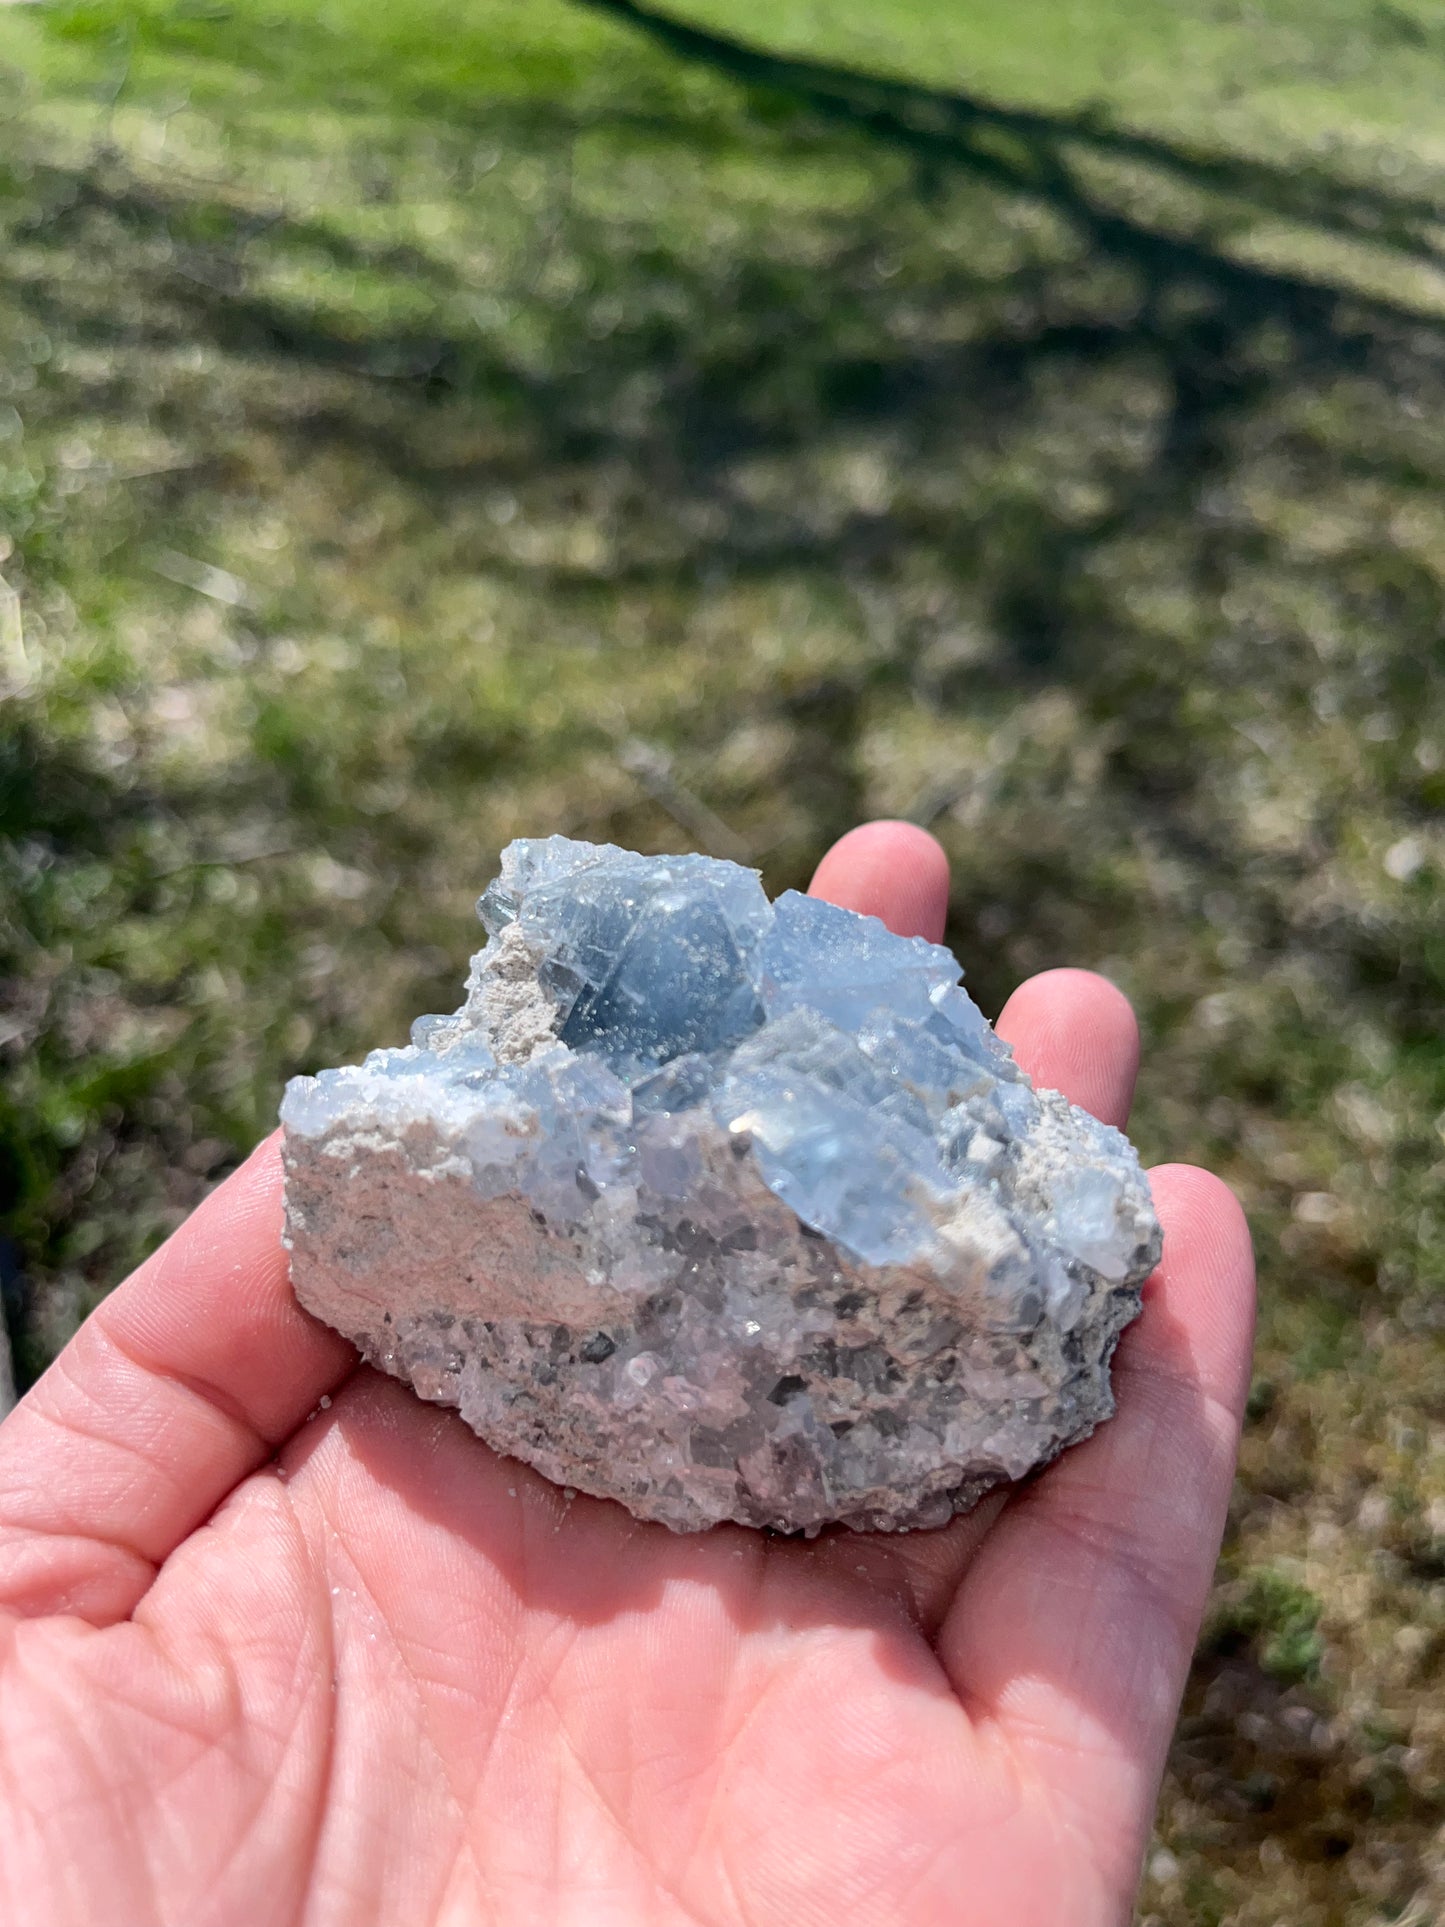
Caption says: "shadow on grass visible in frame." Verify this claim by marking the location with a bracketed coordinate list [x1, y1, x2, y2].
[578, 0, 1445, 276]
[0, 0, 1438, 1226]
[3, 0, 1443, 1150]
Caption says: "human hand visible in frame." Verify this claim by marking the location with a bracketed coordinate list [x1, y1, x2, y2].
[0, 822, 1253, 1927]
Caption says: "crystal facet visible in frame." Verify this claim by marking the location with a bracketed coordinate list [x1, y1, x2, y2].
[281, 837, 1161, 1534]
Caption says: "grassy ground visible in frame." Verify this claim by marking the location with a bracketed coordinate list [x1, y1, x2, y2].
[1, 1, 1443, 1919]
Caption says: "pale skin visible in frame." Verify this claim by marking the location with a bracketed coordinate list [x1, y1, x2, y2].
[0, 822, 1255, 1927]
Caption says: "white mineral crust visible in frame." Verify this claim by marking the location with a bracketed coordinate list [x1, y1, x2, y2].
[281, 837, 1162, 1534]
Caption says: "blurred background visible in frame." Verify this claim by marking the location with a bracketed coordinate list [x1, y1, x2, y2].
[0, 0, 1442, 1917]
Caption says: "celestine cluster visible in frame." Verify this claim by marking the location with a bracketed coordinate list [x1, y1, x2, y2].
[281, 838, 1161, 1534]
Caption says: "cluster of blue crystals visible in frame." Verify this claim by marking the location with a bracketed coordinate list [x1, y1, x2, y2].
[281, 837, 1161, 1534]
[464, 840, 1030, 1265]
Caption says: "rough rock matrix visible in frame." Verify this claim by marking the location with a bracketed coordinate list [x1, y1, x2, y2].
[281, 838, 1161, 1534]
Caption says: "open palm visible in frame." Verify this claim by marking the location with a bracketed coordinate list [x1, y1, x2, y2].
[0, 823, 1253, 1927]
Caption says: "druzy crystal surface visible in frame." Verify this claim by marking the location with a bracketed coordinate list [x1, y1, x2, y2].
[281, 838, 1161, 1534]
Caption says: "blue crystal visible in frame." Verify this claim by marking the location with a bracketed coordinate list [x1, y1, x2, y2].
[282, 837, 1161, 1536]
[758, 889, 957, 1033]
[285, 838, 1088, 1272]
[560, 887, 764, 1066]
